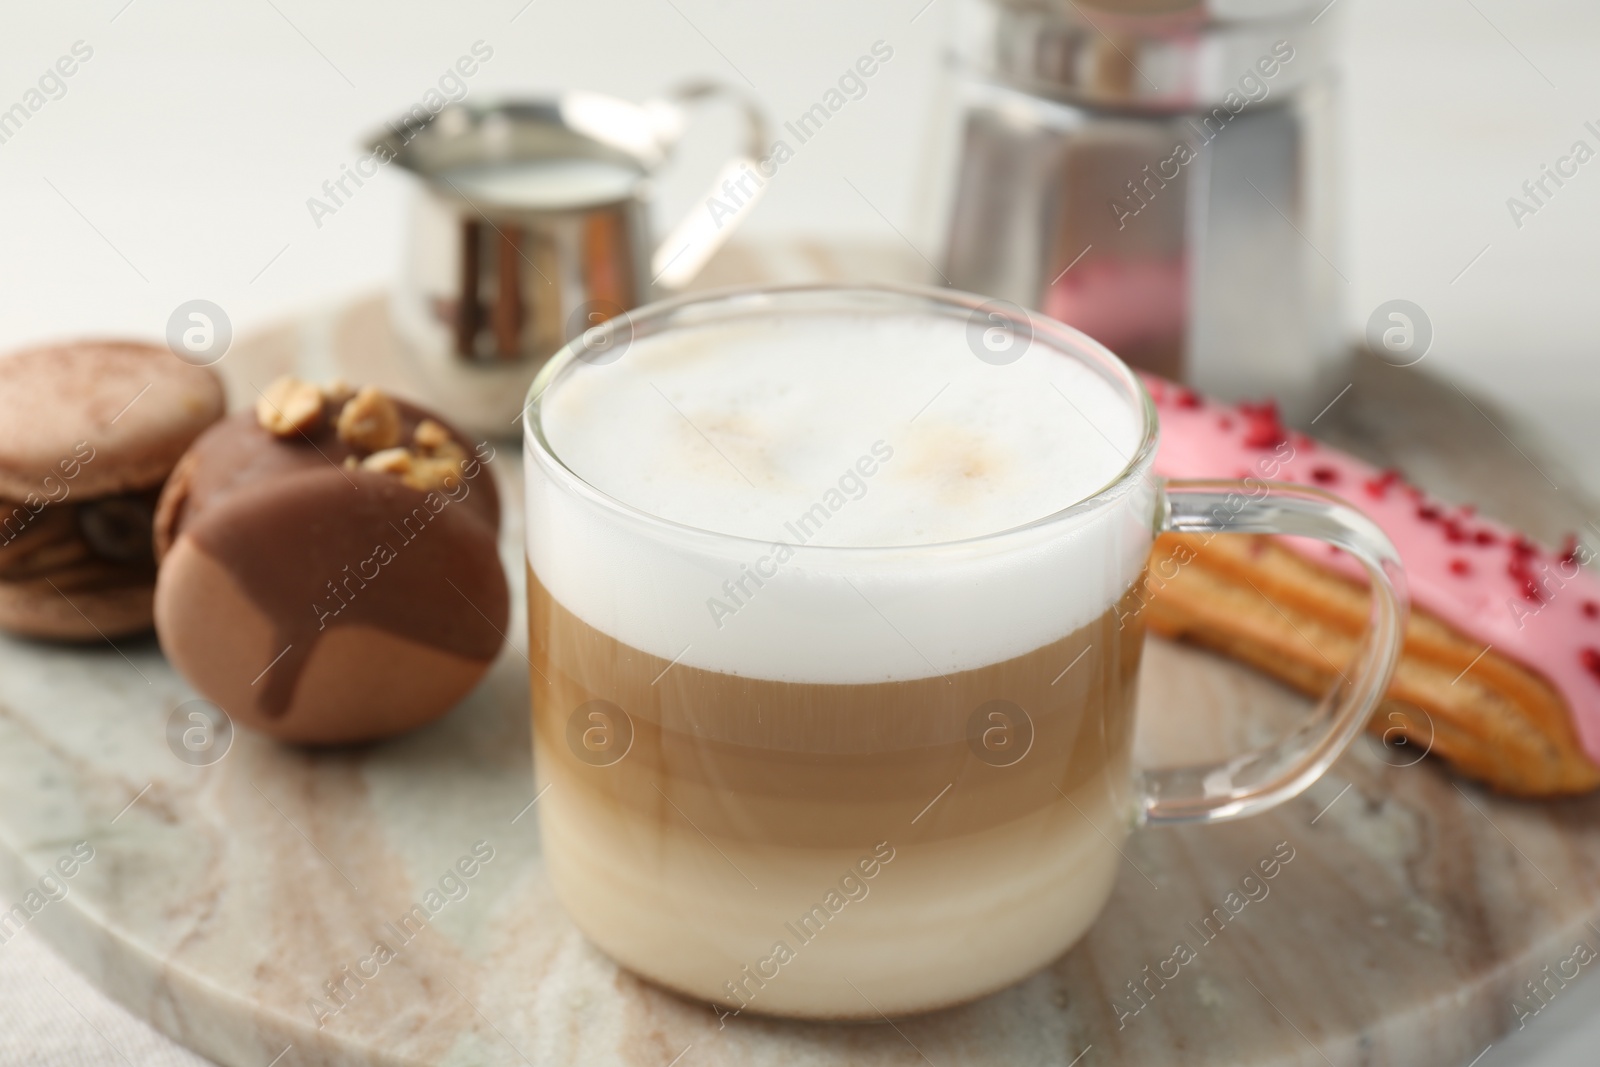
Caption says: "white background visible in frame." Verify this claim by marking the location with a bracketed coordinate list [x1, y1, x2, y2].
[1, 1, 1598, 1064]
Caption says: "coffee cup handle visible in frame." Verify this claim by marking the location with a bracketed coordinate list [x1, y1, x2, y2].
[644, 80, 770, 291]
[1139, 479, 1410, 825]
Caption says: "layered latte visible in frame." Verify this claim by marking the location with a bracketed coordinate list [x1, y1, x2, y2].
[525, 300, 1155, 1017]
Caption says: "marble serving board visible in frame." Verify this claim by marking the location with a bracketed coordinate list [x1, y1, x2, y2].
[2, 241, 1599, 1067]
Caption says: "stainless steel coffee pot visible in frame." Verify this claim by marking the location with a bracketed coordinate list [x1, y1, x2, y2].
[934, 0, 1340, 415]
[371, 84, 766, 434]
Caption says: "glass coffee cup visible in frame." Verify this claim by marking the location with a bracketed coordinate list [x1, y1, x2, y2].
[521, 284, 1406, 1019]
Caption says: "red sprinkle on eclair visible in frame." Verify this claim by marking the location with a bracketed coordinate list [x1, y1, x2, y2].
[1238, 400, 1287, 449]
[1365, 469, 1401, 500]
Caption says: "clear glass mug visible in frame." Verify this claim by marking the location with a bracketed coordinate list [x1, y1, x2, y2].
[521, 284, 1407, 1020]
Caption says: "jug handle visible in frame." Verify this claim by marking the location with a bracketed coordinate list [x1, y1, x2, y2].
[644, 80, 769, 291]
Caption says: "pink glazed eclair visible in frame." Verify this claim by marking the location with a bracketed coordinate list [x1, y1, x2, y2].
[1137, 376, 1600, 797]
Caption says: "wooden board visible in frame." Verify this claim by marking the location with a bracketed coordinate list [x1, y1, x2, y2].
[1, 241, 1597, 1067]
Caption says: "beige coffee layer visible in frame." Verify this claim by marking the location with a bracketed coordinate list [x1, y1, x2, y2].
[527, 568, 1146, 1014]
[528, 569, 1144, 843]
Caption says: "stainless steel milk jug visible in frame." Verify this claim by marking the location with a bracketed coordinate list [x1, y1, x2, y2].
[371, 84, 766, 434]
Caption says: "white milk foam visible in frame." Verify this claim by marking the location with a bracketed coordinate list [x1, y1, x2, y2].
[527, 307, 1156, 682]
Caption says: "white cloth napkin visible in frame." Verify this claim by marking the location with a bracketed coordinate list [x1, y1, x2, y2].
[0, 928, 211, 1067]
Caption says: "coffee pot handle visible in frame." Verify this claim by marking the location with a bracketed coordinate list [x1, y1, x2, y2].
[644, 80, 770, 291]
[1139, 479, 1409, 825]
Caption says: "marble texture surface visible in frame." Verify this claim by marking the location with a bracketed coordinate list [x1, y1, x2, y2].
[1, 246, 1598, 1066]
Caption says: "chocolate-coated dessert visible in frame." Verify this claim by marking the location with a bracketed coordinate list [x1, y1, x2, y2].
[154, 378, 509, 745]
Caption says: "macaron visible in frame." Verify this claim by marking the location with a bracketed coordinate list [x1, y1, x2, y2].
[154, 377, 509, 745]
[0, 340, 225, 640]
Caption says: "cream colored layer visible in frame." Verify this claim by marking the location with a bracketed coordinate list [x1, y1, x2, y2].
[536, 761, 1130, 1019]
